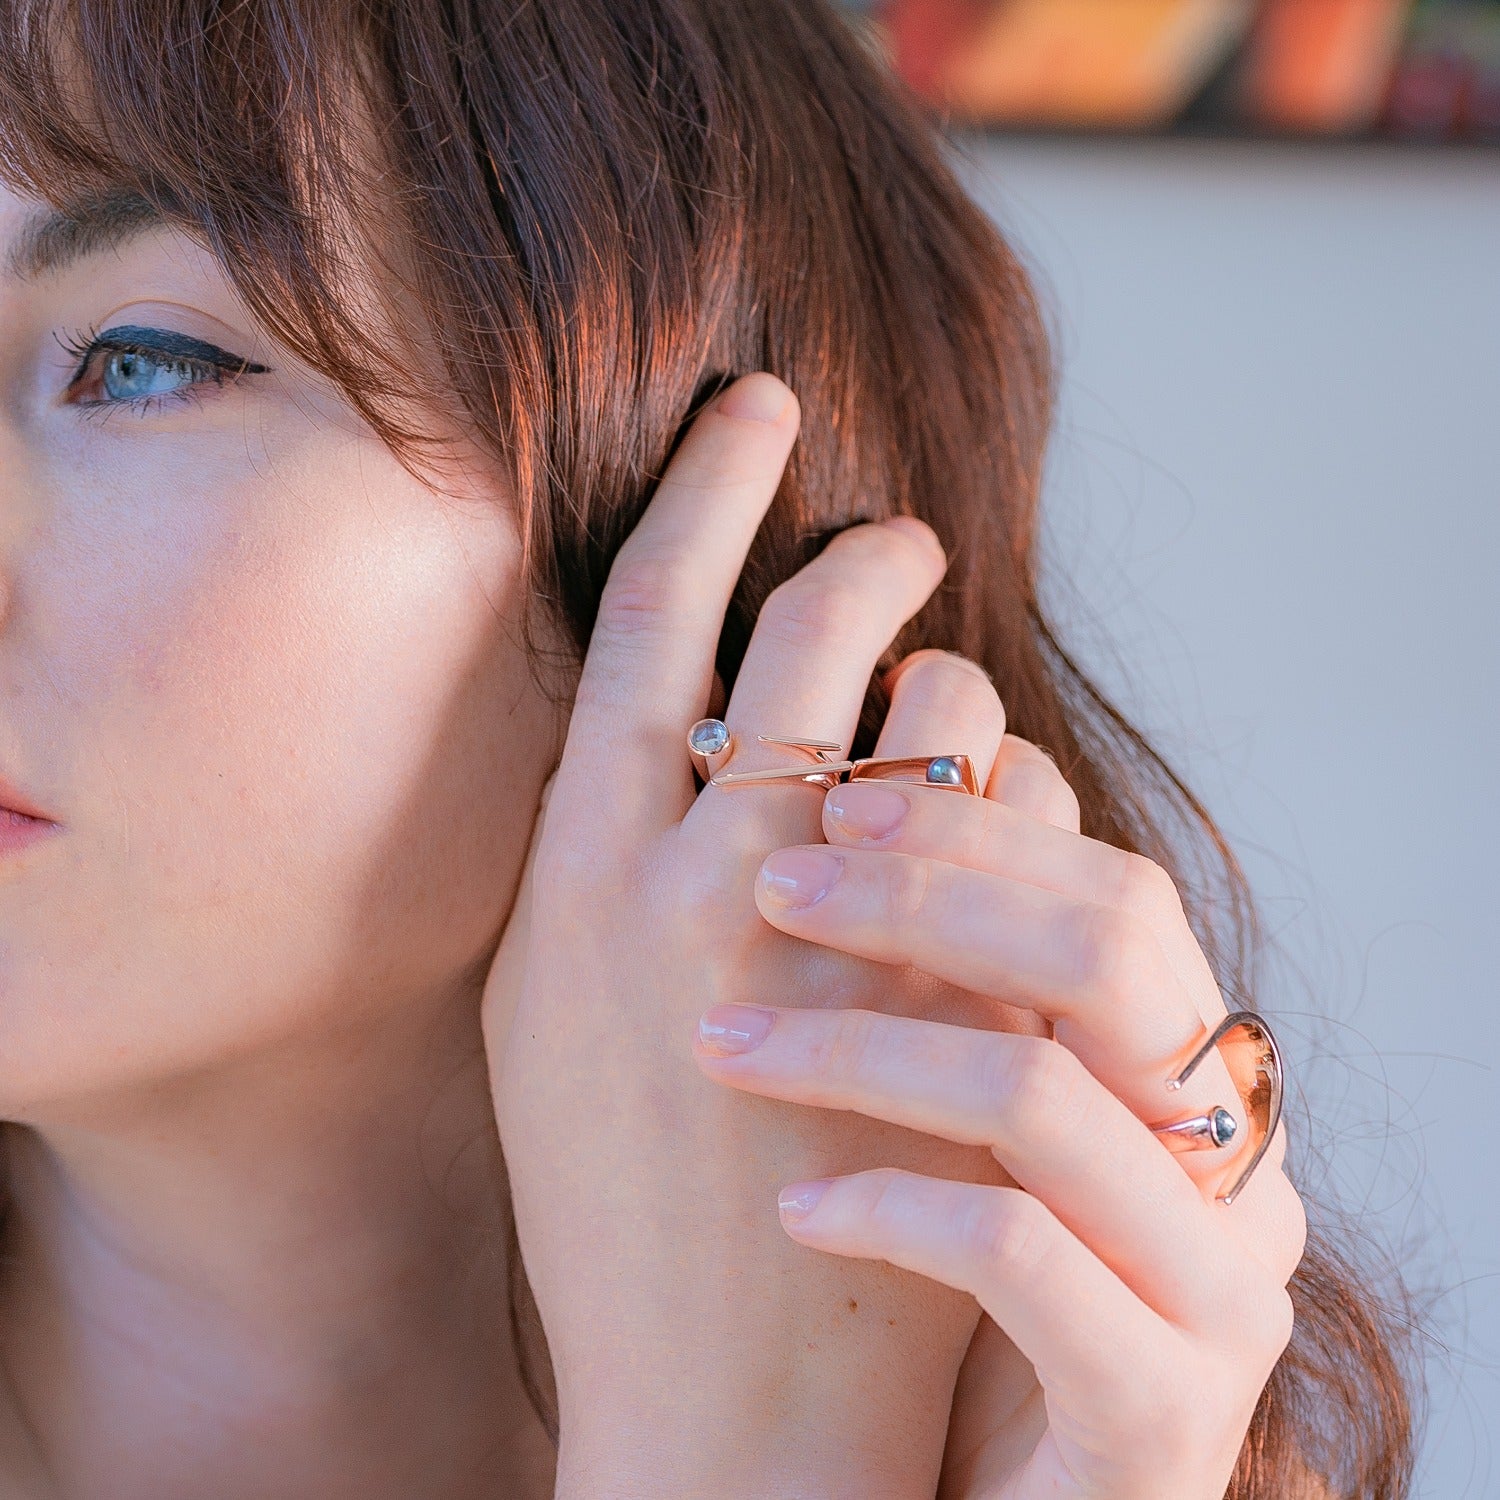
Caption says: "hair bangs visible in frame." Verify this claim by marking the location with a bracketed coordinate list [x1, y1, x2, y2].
[0, 0, 471, 475]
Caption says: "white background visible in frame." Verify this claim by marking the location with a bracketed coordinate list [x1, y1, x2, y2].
[950, 132, 1499, 1497]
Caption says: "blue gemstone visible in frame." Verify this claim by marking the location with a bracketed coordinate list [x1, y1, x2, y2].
[926, 756, 963, 786]
[1210, 1107, 1238, 1146]
[688, 718, 730, 755]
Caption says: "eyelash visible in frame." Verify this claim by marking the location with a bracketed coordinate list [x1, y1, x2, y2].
[54, 323, 260, 425]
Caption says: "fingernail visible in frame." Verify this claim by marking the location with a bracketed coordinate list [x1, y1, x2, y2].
[825, 782, 910, 841]
[714, 375, 791, 423]
[698, 1003, 776, 1055]
[779, 1179, 831, 1223]
[760, 847, 844, 909]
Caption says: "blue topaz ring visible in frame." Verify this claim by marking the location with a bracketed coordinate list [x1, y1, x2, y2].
[685, 717, 980, 796]
[686, 717, 737, 782]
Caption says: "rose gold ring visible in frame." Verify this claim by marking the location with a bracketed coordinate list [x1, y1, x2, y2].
[1146, 1009, 1285, 1206]
[686, 718, 980, 796]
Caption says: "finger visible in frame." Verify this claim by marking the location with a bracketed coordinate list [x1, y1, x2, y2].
[773, 1167, 1178, 1430]
[691, 515, 948, 850]
[868, 648, 1008, 804]
[750, 845, 1246, 1174]
[987, 732, 1081, 833]
[820, 782, 1222, 1006]
[695, 1002, 1261, 1331]
[1229, 1137, 1307, 1287]
[558, 372, 799, 840]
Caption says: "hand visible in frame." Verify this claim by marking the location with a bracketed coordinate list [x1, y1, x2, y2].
[482, 372, 1022, 1499]
[693, 714, 1309, 1500]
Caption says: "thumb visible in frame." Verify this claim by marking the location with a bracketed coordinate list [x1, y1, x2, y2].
[481, 763, 560, 1058]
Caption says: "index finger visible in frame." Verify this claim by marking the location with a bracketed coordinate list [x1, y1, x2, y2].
[556, 372, 800, 839]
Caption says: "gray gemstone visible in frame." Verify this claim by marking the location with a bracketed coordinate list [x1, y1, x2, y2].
[926, 756, 963, 786]
[688, 718, 730, 755]
[1210, 1107, 1238, 1147]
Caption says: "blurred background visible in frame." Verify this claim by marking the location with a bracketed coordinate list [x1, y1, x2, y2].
[843, 0, 1500, 140]
[833, 1, 1499, 1494]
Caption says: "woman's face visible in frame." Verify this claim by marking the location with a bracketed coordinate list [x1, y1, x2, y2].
[0, 181, 562, 1121]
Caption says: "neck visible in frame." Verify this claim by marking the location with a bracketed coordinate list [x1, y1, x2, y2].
[0, 991, 554, 1500]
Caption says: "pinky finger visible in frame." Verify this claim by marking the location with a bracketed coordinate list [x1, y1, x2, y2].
[779, 1168, 1175, 1413]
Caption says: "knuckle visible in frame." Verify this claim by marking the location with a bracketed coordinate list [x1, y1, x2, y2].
[1270, 1172, 1310, 1283]
[1207, 1244, 1300, 1368]
[893, 651, 1004, 724]
[889, 853, 937, 923]
[761, 575, 864, 649]
[861, 1167, 914, 1232]
[1110, 851, 1184, 924]
[1263, 1286, 1298, 1362]
[541, 833, 635, 902]
[896, 647, 997, 695]
[1223, 1272, 1298, 1371]
[809, 1009, 885, 1089]
[965, 1189, 1051, 1277]
[1069, 902, 1161, 1000]
[598, 548, 691, 633]
[675, 864, 739, 929]
[997, 747, 1081, 827]
[984, 1035, 1084, 1127]
[1042, 779, 1083, 830]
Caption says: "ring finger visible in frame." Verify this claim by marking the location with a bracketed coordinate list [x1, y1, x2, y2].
[870, 647, 1009, 800]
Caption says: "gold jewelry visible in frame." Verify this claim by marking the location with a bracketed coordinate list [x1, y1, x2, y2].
[686, 719, 979, 796]
[1147, 1010, 1285, 1206]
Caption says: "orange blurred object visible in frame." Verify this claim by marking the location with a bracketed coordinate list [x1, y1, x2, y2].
[896, 0, 1256, 128]
[1236, 0, 1412, 133]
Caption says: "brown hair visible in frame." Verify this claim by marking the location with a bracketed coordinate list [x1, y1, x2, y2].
[0, 0, 1423, 1491]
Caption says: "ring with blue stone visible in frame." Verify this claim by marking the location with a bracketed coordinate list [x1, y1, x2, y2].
[688, 718, 981, 797]
[687, 717, 735, 782]
[1145, 1008, 1286, 1207]
[1147, 1104, 1239, 1153]
[842, 752, 981, 795]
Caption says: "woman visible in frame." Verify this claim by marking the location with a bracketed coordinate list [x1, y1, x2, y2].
[0, 0, 1419, 1495]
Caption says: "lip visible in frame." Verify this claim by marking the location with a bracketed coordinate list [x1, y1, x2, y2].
[0, 809, 57, 858]
[0, 773, 56, 824]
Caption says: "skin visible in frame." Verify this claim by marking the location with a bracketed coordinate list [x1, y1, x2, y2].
[0, 161, 1307, 1497]
[0, 180, 561, 1498]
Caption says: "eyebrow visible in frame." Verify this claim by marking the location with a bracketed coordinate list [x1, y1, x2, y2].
[4, 187, 177, 283]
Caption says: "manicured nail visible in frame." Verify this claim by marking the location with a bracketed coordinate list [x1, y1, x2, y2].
[714, 375, 790, 423]
[779, 1179, 831, 1223]
[698, 1003, 776, 1055]
[825, 782, 910, 841]
[760, 847, 844, 909]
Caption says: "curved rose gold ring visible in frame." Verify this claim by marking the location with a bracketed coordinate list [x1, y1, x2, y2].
[1146, 1009, 1285, 1207]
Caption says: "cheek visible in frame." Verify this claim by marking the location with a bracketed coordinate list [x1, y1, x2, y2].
[2, 453, 549, 1112]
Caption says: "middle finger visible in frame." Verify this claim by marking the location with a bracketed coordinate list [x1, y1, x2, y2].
[690, 514, 947, 850]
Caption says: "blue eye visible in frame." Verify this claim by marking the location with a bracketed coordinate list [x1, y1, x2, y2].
[55, 323, 271, 423]
[99, 346, 199, 402]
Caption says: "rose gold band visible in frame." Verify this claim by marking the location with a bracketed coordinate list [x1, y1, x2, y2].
[1147, 1010, 1285, 1206]
[686, 719, 980, 796]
